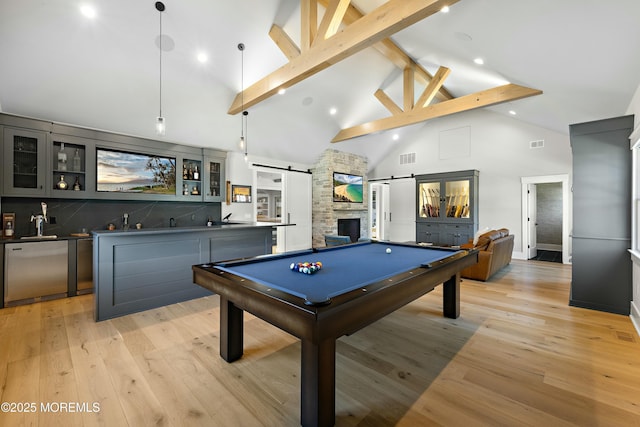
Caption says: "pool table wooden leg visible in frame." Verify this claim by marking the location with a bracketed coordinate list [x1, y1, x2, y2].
[220, 296, 243, 362]
[443, 272, 460, 318]
[301, 338, 336, 427]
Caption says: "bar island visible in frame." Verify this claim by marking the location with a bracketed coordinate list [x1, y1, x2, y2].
[93, 222, 281, 321]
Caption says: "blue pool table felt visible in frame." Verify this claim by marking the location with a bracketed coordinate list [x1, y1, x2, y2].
[216, 243, 461, 305]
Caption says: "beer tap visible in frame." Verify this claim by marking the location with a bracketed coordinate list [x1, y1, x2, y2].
[30, 202, 48, 236]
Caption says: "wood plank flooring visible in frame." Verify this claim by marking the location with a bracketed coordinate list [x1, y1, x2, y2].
[1, 259, 639, 426]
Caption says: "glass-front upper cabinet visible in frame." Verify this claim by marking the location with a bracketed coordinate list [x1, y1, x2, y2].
[444, 180, 471, 219]
[50, 134, 95, 198]
[3, 127, 48, 196]
[203, 151, 226, 202]
[181, 158, 202, 197]
[416, 170, 478, 223]
[418, 180, 441, 219]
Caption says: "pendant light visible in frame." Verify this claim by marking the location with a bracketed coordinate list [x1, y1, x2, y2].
[238, 43, 248, 161]
[155, 1, 166, 136]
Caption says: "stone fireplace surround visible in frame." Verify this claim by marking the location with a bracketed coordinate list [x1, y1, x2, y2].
[311, 149, 368, 247]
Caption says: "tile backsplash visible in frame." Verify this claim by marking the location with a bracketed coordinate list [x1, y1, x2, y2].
[1, 197, 222, 237]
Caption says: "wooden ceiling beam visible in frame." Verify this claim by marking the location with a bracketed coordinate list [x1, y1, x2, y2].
[415, 66, 450, 108]
[374, 89, 403, 115]
[228, 0, 459, 115]
[301, 0, 318, 52]
[315, 0, 351, 44]
[404, 65, 415, 111]
[269, 24, 300, 61]
[331, 84, 543, 142]
[318, 0, 454, 101]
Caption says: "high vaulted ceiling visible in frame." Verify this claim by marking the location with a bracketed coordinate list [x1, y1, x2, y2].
[1, 0, 639, 170]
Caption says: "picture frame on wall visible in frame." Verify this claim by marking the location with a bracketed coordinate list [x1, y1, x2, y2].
[232, 185, 252, 203]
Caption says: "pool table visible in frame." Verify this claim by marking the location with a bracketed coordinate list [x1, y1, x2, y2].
[192, 241, 478, 427]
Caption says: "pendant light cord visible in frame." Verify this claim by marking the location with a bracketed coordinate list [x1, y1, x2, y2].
[239, 43, 246, 157]
[159, 8, 163, 118]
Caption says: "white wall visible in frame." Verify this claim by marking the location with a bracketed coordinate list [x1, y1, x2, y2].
[369, 108, 572, 257]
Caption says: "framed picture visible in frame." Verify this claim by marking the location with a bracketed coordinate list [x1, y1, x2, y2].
[232, 185, 252, 203]
[333, 172, 363, 203]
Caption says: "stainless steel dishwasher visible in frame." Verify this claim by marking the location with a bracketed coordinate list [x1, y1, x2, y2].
[4, 240, 68, 306]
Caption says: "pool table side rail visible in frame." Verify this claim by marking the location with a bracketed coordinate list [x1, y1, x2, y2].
[192, 267, 319, 340]
[192, 249, 478, 343]
[314, 250, 478, 339]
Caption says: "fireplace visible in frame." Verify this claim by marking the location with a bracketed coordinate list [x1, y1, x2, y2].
[338, 218, 360, 243]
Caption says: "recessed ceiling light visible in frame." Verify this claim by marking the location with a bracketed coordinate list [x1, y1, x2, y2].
[278, 88, 286, 95]
[392, 134, 399, 141]
[197, 52, 208, 63]
[509, 110, 517, 115]
[441, 6, 450, 13]
[473, 57, 484, 65]
[80, 4, 97, 19]
[329, 107, 337, 115]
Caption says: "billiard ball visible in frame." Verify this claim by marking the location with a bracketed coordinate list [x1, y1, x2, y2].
[386, 248, 392, 254]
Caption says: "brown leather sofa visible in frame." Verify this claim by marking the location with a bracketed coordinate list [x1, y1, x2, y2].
[460, 228, 514, 281]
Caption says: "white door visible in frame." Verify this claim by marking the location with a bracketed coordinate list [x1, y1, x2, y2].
[278, 171, 312, 252]
[380, 183, 390, 240]
[388, 179, 416, 242]
[528, 183, 538, 259]
[369, 183, 390, 240]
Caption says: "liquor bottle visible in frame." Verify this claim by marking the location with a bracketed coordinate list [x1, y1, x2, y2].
[73, 176, 81, 191]
[4, 221, 14, 237]
[188, 164, 194, 180]
[183, 183, 189, 195]
[183, 164, 188, 180]
[72, 149, 81, 171]
[56, 174, 68, 190]
[193, 165, 200, 180]
[57, 143, 67, 171]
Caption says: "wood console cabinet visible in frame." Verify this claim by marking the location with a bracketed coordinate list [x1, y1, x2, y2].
[415, 170, 478, 246]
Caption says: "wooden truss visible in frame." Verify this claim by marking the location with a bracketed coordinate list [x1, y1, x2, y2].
[228, 0, 542, 142]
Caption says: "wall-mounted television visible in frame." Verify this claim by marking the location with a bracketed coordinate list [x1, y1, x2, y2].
[333, 172, 363, 203]
[97, 148, 176, 194]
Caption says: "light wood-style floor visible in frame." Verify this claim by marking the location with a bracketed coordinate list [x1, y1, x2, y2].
[1, 260, 639, 426]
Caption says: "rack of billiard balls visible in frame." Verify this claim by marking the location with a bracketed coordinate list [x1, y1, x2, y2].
[290, 261, 323, 275]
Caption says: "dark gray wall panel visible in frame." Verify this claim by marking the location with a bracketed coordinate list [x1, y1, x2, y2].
[570, 237, 631, 314]
[570, 115, 634, 315]
[94, 226, 273, 320]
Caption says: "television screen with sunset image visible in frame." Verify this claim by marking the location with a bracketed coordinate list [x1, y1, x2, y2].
[96, 148, 176, 194]
[333, 172, 363, 203]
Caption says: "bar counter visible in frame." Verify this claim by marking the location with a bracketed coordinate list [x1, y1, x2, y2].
[93, 222, 284, 321]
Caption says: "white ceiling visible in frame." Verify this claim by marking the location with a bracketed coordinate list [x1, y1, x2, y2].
[1, 0, 639, 170]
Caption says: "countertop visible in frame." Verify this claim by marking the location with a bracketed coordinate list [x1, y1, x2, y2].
[1, 222, 292, 244]
[1, 234, 92, 244]
[91, 221, 292, 237]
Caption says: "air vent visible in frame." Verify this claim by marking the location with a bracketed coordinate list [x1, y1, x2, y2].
[400, 152, 416, 164]
[530, 139, 544, 149]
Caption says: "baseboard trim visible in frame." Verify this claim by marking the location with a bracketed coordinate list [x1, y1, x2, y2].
[537, 244, 562, 251]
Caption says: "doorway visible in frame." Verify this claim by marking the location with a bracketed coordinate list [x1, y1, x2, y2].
[369, 183, 390, 241]
[521, 175, 570, 264]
